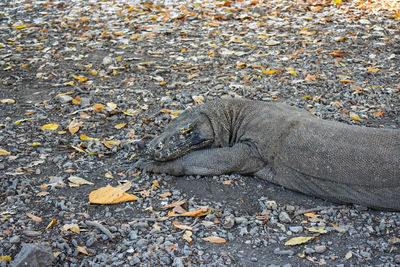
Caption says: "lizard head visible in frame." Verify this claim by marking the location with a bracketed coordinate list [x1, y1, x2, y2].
[147, 109, 214, 161]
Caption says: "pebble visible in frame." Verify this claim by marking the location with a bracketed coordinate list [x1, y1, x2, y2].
[289, 226, 303, 233]
[58, 95, 73, 103]
[315, 245, 327, 254]
[10, 235, 21, 244]
[279, 212, 291, 223]
[273, 248, 294, 256]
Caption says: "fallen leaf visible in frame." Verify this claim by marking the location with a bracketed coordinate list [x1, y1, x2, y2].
[152, 180, 160, 190]
[77, 246, 90, 255]
[61, 223, 80, 233]
[0, 256, 11, 262]
[68, 119, 83, 134]
[72, 75, 88, 82]
[349, 112, 362, 121]
[192, 95, 204, 105]
[68, 176, 94, 186]
[159, 192, 172, 198]
[0, 99, 15, 103]
[262, 69, 283, 74]
[305, 227, 328, 234]
[329, 51, 347, 57]
[45, 219, 57, 230]
[89, 186, 138, 204]
[40, 123, 59, 131]
[203, 236, 226, 243]
[172, 221, 193, 230]
[114, 123, 126, 129]
[367, 67, 379, 73]
[171, 207, 211, 217]
[26, 213, 42, 223]
[93, 104, 105, 112]
[115, 181, 132, 192]
[0, 148, 11, 156]
[80, 134, 99, 141]
[345, 251, 353, 259]
[340, 79, 355, 83]
[161, 199, 187, 210]
[285, 236, 315, 246]
[183, 230, 192, 243]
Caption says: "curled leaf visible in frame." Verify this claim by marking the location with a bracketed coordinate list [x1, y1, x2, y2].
[40, 123, 59, 131]
[203, 236, 226, 243]
[285, 236, 315, 246]
[89, 186, 138, 204]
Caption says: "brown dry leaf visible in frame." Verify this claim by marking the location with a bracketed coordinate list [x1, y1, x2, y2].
[329, 51, 347, 57]
[340, 79, 355, 83]
[26, 212, 42, 223]
[367, 67, 379, 73]
[159, 192, 172, 198]
[372, 110, 384, 117]
[0, 148, 11, 156]
[192, 95, 204, 105]
[203, 236, 226, 243]
[36, 191, 49, 197]
[171, 207, 211, 217]
[152, 180, 160, 190]
[68, 119, 83, 134]
[161, 199, 187, 210]
[285, 236, 315, 246]
[89, 186, 138, 204]
[93, 104, 105, 112]
[45, 219, 57, 230]
[172, 221, 193, 231]
[61, 223, 81, 233]
[182, 230, 192, 243]
[116, 181, 132, 192]
[40, 123, 59, 131]
[304, 212, 320, 218]
[77, 246, 90, 255]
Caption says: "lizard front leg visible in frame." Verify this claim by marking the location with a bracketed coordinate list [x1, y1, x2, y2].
[136, 143, 265, 176]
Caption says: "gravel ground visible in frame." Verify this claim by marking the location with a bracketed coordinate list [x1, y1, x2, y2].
[0, 0, 399, 266]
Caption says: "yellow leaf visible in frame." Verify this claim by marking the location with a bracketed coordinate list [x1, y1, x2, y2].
[71, 145, 86, 154]
[89, 186, 138, 204]
[152, 180, 160, 190]
[45, 219, 57, 230]
[349, 112, 362, 121]
[114, 123, 126, 129]
[171, 207, 211, 217]
[159, 192, 172, 198]
[172, 222, 192, 230]
[80, 134, 99, 141]
[31, 142, 41, 146]
[285, 236, 315, 246]
[203, 236, 226, 243]
[68, 119, 83, 134]
[12, 24, 27, 29]
[1, 99, 15, 103]
[262, 69, 283, 74]
[77, 246, 90, 255]
[0, 256, 11, 262]
[88, 69, 98, 75]
[183, 230, 192, 243]
[72, 75, 88, 82]
[93, 103, 105, 112]
[0, 148, 11, 156]
[26, 212, 42, 223]
[130, 34, 140, 40]
[340, 79, 355, 83]
[304, 212, 320, 217]
[113, 32, 125, 36]
[61, 223, 81, 233]
[257, 35, 267, 39]
[40, 123, 59, 131]
[64, 81, 75, 86]
[68, 176, 94, 186]
[55, 92, 74, 98]
[367, 67, 379, 73]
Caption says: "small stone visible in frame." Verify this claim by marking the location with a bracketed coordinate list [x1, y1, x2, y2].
[394, 255, 400, 264]
[102, 56, 113, 65]
[10, 235, 21, 244]
[359, 251, 371, 260]
[172, 257, 184, 267]
[305, 248, 315, 255]
[279, 212, 291, 223]
[251, 257, 258, 262]
[314, 245, 326, 254]
[23, 230, 41, 237]
[58, 95, 73, 103]
[79, 97, 90, 107]
[289, 226, 303, 234]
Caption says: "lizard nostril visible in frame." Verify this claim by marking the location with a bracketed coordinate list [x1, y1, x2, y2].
[154, 142, 164, 152]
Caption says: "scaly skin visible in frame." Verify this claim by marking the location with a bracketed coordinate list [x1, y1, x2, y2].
[136, 99, 400, 210]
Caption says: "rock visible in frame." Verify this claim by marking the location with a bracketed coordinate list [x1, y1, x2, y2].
[12, 243, 55, 267]
[102, 56, 113, 65]
[23, 230, 41, 237]
[58, 95, 73, 103]
[273, 248, 294, 256]
[289, 226, 303, 234]
[279, 212, 291, 223]
[172, 257, 184, 267]
[79, 97, 91, 107]
[394, 254, 400, 264]
[314, 245, 326, 253]
[305, 248, 315, 255]
[10, 235, 20, 244]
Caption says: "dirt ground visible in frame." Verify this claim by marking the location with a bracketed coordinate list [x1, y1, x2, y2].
[0, 0, 399, 266]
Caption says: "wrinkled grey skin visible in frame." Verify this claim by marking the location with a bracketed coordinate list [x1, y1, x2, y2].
[137, 99, 400, 210]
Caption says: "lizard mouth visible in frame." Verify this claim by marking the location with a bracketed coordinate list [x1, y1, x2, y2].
[151, 133, 212, 161]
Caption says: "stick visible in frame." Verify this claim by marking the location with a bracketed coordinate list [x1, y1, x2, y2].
[85, 220, 115, 240]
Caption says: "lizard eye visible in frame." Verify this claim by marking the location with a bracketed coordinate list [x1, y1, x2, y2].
[154, 142, 164, 152]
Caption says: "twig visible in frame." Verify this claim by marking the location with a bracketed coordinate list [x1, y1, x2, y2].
[85, 220, 115, 240]
[294, 205, 345, 217]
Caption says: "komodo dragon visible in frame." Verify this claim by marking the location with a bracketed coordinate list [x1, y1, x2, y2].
[136, 99, 400, 210]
